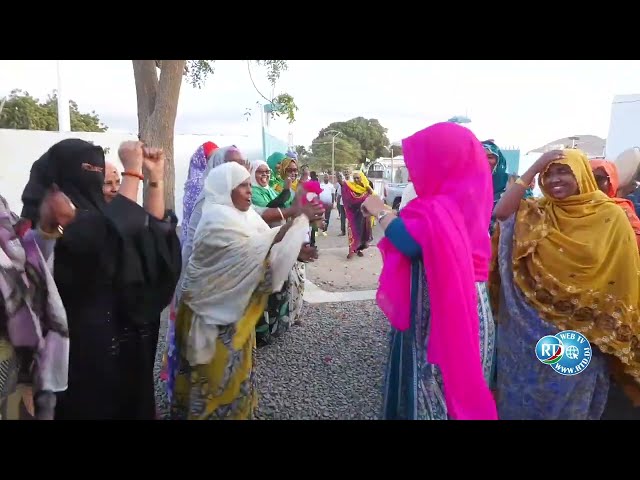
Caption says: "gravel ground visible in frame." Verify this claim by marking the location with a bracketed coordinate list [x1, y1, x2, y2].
[154, 300, 389, 420]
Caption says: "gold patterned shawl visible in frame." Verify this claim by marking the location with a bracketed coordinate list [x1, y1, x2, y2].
[493, 149, 640, 386]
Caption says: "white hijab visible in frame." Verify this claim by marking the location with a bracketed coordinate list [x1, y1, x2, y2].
[181, 162, 308, 365]
[250, 160, 269, 186]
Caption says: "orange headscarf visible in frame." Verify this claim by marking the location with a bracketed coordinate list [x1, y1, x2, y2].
[590, 159, 640, 249]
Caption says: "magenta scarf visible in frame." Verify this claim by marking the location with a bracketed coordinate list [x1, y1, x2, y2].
[377, 122, 497, 420]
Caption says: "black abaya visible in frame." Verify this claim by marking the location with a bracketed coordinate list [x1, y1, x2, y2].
[21, 139, 181, 419]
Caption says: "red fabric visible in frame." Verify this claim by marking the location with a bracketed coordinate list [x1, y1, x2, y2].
[203, 141, 218, 158]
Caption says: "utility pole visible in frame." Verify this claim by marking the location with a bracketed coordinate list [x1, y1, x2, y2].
[325, 130, 342, 175]
[390, 145, 395, 182]
[56, 60, 71, 132]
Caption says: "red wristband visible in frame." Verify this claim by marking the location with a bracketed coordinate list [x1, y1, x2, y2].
[122, 171, 144, 181]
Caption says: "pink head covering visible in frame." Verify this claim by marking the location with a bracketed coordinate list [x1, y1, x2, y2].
[377, 122, 497, 420]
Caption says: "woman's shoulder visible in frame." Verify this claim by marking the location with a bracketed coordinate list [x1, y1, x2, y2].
[600, 199, 635, 222]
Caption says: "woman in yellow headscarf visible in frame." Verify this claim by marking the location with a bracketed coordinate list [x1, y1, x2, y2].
[490, 149, 640, 420]
[342, 170, 374, 259]
[267, 152, 299, 206]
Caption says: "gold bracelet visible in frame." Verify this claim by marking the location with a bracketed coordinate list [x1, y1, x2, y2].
[515, 178, 528, 188]
[37, 225, 64, 240]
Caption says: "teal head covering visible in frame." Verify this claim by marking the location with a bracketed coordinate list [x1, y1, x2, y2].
[266, 151, 297, 207]
[267, 152, 287, 171]
[482, 141, 509, 204]
[267, 152, 288, 191]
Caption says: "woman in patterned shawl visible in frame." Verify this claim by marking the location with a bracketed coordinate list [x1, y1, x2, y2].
[171, 162, 318, 419]
[263, 152, 309, 326]
[342, 171, 374, 259]
[0, 194, 69, 420]
[491, 149, 640, 419]
[367, 122, 497, 420]
[249, 160, 320, 344]
[181, 141, 218, 244]
[162, 145, 245, 402]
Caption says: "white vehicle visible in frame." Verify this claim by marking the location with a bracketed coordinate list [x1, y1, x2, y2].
[384, 183, 408, 210]
[367, 160, 409, 210]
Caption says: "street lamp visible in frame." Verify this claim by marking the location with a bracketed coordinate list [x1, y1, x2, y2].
[389, 142, 402, 182]
[324, 129, 342, 175]
[569, 136, 580, 149]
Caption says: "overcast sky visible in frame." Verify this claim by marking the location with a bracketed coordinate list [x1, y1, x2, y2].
[2, 60, 639, 154]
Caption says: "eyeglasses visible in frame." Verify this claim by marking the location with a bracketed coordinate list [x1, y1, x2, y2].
[256, 170, 271, 176]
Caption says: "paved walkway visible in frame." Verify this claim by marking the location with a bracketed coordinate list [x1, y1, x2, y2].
[303, 280, 377, 303]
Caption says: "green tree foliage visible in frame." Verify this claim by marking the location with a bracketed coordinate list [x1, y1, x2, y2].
[309, 117, 392, 171]
[309, 135, 364, 172]
[181, 60, 298, 123]
[389, 144, 403, 157]
[294, 145, 311, 164]
[135, 60, 298, 210]
[318, 117, 390, 160]
[0, 89, 108, 132]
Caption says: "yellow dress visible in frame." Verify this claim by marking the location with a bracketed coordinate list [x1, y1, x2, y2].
[171, 291, 268, 420]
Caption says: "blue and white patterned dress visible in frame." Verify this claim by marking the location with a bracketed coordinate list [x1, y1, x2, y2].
[494, 216, 609, 420]
[381, 218, 495, 420]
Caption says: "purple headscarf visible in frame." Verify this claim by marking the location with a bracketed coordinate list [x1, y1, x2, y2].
[182, 144, 216, 243]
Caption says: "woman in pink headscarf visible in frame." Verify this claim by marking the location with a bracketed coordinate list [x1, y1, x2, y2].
[362, 122, 497, 420]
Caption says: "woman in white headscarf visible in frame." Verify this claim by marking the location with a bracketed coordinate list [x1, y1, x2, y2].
[162, 145, 247, 404]
[170, 162, 320, 420]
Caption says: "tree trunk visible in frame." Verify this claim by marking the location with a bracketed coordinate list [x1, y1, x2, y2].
[132, 60, 186, 212]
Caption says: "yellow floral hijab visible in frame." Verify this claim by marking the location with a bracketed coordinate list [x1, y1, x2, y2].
[509, 149, 640, 384]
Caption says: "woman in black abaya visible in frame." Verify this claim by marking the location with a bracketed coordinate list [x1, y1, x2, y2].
[21, 139, 181, 419]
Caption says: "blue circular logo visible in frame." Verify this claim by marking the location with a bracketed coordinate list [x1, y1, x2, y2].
[535, 330, 592, 376]
[535, 335, 564, 364]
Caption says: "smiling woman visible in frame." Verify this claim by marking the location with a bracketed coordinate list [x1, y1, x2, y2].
[490, 149, 640, 419]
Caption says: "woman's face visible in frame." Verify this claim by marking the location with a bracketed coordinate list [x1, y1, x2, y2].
[487, 153, 498, 169]
[285, 161, 299, 181]
[255, 164, 271, 187]
[231, 178, 252, 211]
[103, 165, 121, 203]
[592, 166, 611, 195]
[353, 173, 363, 185]
[542, 163, 580, 200]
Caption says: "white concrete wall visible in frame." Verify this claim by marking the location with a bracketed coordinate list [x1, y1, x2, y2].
[0, 129, 263, 224]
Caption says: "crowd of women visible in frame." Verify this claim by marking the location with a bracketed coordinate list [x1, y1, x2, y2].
[370, 122, 640, 420]
[0, 138, 354, 420]
[3, 121, 640, 420]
